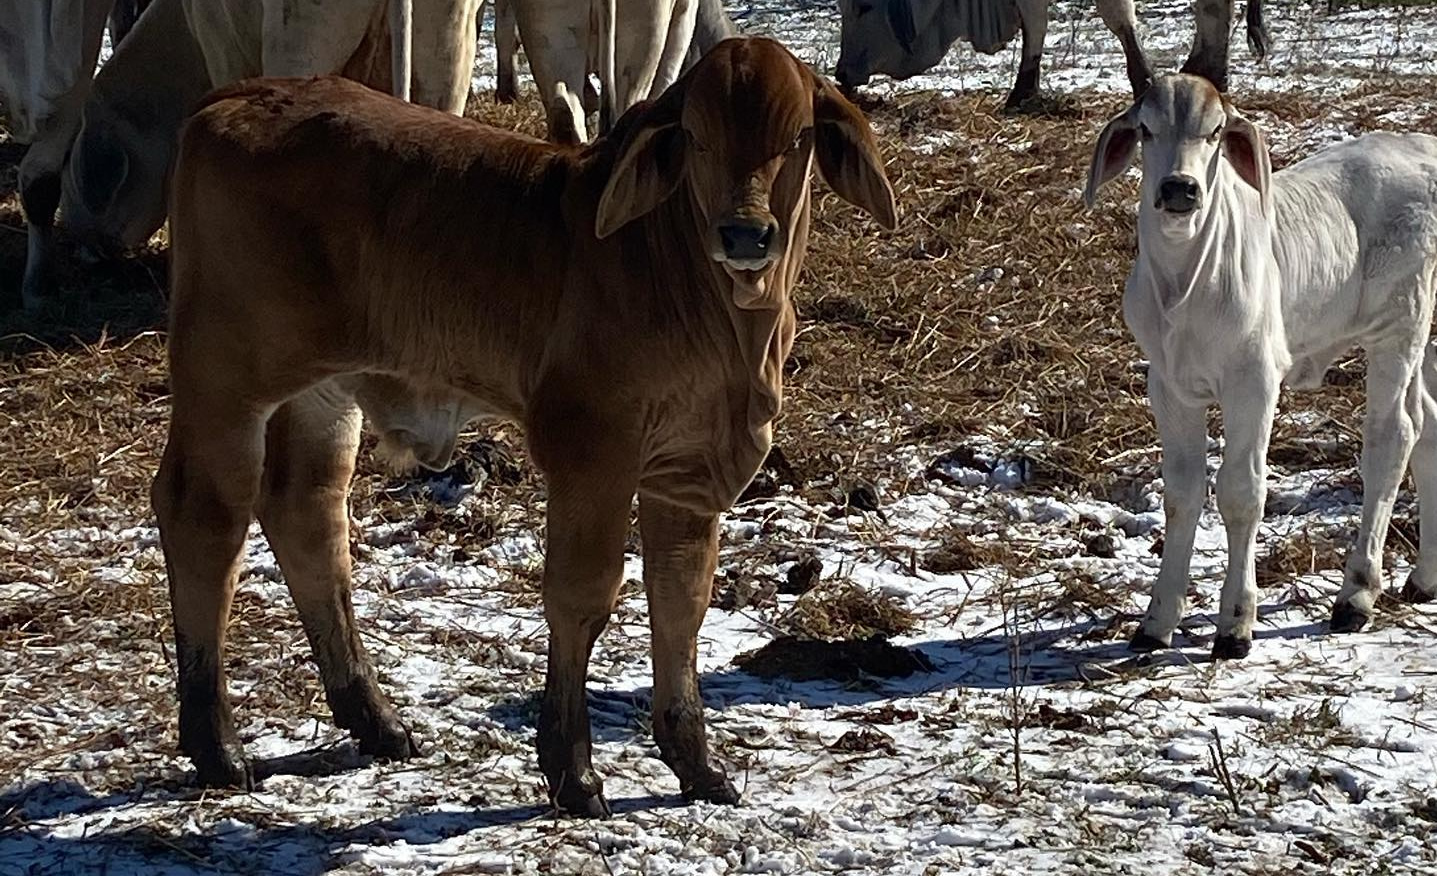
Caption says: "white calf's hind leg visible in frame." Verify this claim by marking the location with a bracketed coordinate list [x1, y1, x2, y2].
[1402, 342, 1437, 603]
[1212, 375, 1280, 659]
[1133, 380, 1208, 650]
[1333, 337, 1426, 631]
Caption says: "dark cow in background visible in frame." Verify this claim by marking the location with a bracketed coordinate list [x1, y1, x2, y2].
[108, 0, 151, 44]
[836, 0, 1269, 109]
[0, 0, 148, 311]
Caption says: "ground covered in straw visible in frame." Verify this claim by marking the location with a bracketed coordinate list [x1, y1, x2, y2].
[6, 4, 1437, 874]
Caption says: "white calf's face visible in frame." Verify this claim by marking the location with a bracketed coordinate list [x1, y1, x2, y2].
[1133, 77, 1229, 237]
[1084, 74, 1272, 241]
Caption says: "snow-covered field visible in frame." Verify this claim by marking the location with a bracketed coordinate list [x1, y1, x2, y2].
[8, 2, 1437, 875]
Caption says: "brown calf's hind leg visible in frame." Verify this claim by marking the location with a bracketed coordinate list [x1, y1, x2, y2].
[638, 496, 737, 805]
[536, 469, 636, 817]
[153, 410, 269, 788]
[256, 386, 416, 762]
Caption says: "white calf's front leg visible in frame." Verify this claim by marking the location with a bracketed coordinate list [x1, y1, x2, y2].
[1402, 342, 1437, 604]
[1133, 378, 1209, 650]
[1333, 339, 1425, 630]
[1212, 375, 1280, 659]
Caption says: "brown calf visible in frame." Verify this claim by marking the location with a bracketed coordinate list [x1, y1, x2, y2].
[153, 36, 896, 817]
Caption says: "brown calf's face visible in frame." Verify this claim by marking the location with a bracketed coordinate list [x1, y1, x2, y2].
[1084, 74, 1271, 239]
[596, 37, 897, 306]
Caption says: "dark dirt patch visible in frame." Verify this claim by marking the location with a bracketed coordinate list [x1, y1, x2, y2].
[733, 635, 936, 683]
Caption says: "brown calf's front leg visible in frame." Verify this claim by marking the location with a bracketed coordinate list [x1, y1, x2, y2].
[152, 410, 269, 788]
[638, 495, 737, 805]
[536, 469, 636, 817]
[256, 387, 417, 762]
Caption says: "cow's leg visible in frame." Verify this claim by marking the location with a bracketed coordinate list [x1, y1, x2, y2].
[1096, 0, 1153, 98]
[16, 140, 68, 311]
[495, 0, 520, 103]
[1403, 342, 1437, 604]
[153, 399, 270, 788]
[511, 0, 588, 141]
[637, 495, 737, 804]
[1182, 0, 1234, 92]
[609, 3, 675, 128]
[536, 468, 635, 816]
[1334, 336, 1427, 631]
[1005, 0, 1048, 111]
[409, 0, 481, 113]
[1132, 378, 1208, 651]
[252, 0, 373, 81]
[645, 0, 698, 100]
[255, 385, 417, 761]
[1211, 374, 1279, 658]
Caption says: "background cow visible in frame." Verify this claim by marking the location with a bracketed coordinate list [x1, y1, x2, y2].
[492, 0, 736, 108]
[499, 0, 700, 142]
[0, 0, 118, 310]
[58, 0, 467, 263]
[836, 0, 1269, 109]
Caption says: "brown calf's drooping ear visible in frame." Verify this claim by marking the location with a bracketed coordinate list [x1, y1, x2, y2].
[595, 97, 687, 239]
[811, 75, 898, 230]
[1221, 109, 1272, 215]
[1083, 105, 1140, 209]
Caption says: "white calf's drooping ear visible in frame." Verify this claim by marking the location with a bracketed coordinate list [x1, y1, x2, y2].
[1083, 105, 1140, 209]
[595, 98, 687, 238]
[1222, 110, 1272, 215]
[811, 73, 899, 230]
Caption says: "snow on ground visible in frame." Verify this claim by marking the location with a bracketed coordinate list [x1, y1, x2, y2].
[5, 433, 1437, 874]
[471, 0, 1437, 99]
[10, 2, 1437, 875]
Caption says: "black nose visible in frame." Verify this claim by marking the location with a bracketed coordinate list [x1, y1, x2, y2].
[1158, 176, 1201, 214]
[719, 222, 776, 262]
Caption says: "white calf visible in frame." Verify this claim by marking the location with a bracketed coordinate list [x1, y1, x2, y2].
[1085, 74, 1437, 658]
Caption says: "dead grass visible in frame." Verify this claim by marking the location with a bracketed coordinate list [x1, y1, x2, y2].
[1255, 530, 1348, 589]
[922, 529, 1019, 575]
[5, 76, 1437, 790]
[775, 580, 917, 641]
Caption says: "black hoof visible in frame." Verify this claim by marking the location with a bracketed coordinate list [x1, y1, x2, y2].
[357, 717, 419, 761]
[1211, 634, 1252, 661]
[191, 742, 255, 790]
[1329, 601, 1371, 633]
[1401, 578, 1436, 605]
[1129, 630, 1170, 653]
[553, 787, 611, 819]
[683, 774, 741, 806]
